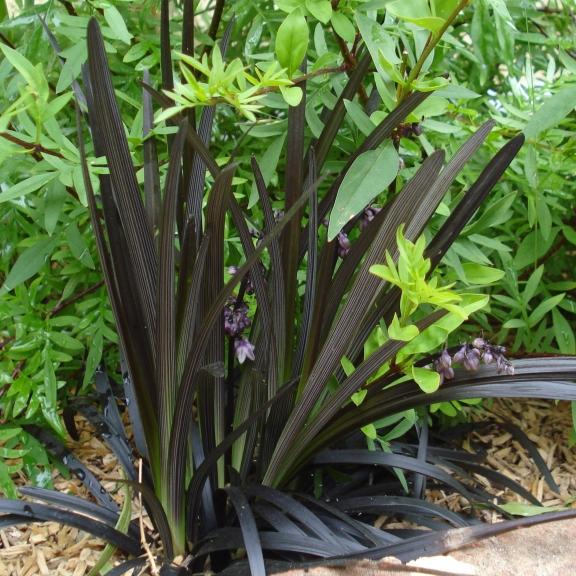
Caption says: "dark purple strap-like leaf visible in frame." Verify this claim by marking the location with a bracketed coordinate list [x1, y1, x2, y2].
[186, 379, 299, 538]
[182, 0, 195, 56]
[172, 180, 317, 528]
[251, 156, 286, 385]
[265, 152, 445, 487]
[225, 487, 266, 576]
[18, 487, 140, 539]
[322, 508, 576, 563]
[157, 120, 188, 460]
[293, 148, 318, 379]
[426, 133, 524, 268]
[116, 479, 175, 562]
[335, 495, 469, 528]
[24, 425, 118, 511]
[324, 358, 576, 450]
[87, 19, 158, 362]
[313, 450, 477, 503]
[196, 528, 357, 558]
[0, 499, 140, 555]
[243, 485, 343, 548]
[252, 503, 308, 537]
[77, 103, 158, 455]
[413, 417, 429, 500]
[160, 0, 173, 91]
[75, 403, 136, 481]
[142, 69, 161, 232]
[297, 494, 401, 546]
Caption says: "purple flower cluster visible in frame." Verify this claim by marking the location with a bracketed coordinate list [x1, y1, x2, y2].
[433, 338, 514, 384]
[224, 268, 255, 364]
[337, 231, 351, 258]
[333, 205, 382, 260]
[234, 337, 255, 364]
[359, 205, 381, 231]
[224, 299, 251, 338]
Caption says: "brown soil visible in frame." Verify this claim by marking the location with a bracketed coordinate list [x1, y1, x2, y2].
[1, 399, 575, 575]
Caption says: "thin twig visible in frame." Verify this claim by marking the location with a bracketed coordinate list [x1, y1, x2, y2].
[332, 29, 368, 105]
[0, 33, 15, 49]
[48, 280, 105, 317]
[0, 131, 65, 158]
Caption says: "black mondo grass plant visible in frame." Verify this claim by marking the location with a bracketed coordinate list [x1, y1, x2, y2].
[3, 4, 576, 576]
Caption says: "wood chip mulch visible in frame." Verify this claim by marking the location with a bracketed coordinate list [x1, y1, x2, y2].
[1, 399, 575, 575]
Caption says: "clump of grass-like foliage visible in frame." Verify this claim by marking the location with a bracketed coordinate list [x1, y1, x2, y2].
[2, 4, 576, 575]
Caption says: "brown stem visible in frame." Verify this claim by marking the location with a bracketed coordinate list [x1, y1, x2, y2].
[48, 280, 105, 317]
[56, 0, 77, 16]
[0, 131, 65, 158]
[332, 29, 368, 105]
[0, 33, 15, 49]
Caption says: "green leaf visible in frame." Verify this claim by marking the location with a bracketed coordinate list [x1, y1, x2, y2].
[0, 238, 57, 294]
[249, 134, 286, 207]
[524, 87, 576, 139]
[388, 315, 419, 341]
[44, 180, 67, 236]
[513, 229, 558, 270]
[331, 12, 356, 43]
[411, 366, 441, 393]
[400, 294, 488, 357]
[279, 85, 303, 107]
[123, 42, 149, 63]
[44, 357, 58, 408]
[0, 172, 58, 204]
[411, 76, 449, 92]
[276, 9, 309, 77]
[351, 389, 367, 406]
[0, 446, 28, 458]
[378, 50, 405, 84]
[0, 428, 23, 442]
[82, 330, 104, 391]
[386, 0, 445, 33]
[523, 265, 544, 306]
[66, 223, 96, 269]
[432, 0, 460, 20]
[552, 309, 576, 355]
[499, 502, 567, 517]
[340, 356, 356, 377]
[49, 332, 85, 352]
[56, 42, 87, 93]
[344, 99, 376, 136]
[0, 465, 18, 499]
[460, 263, 505, 285]
[502, 319, 527, 329]
[356, 13, 400, 79]
[528, 294, 565, 327]
[277, 0, 306, 12]
[563, 226, 576, 247]
[328, 143, 399, 240]
[0, 43, 47, 98]
[361, 423, 377, 439]
[305, 0, 332, 24]
[104, 5, 133, 45]
[484, 0, 515, 27]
